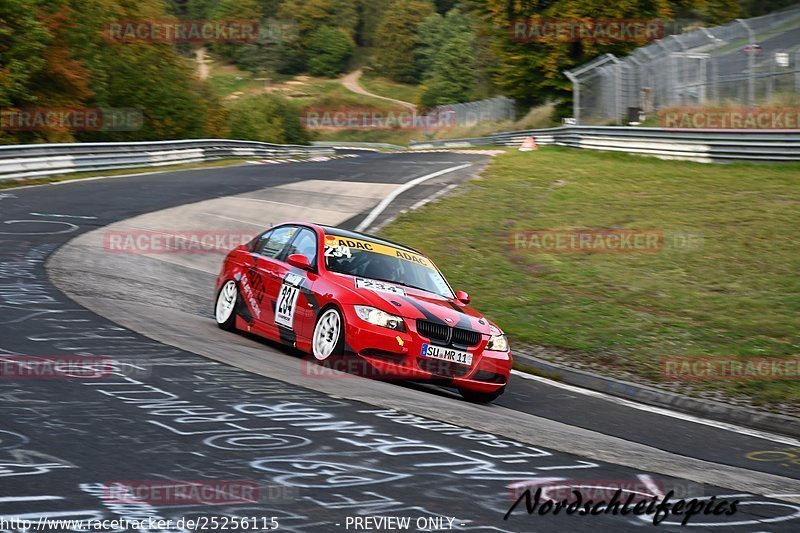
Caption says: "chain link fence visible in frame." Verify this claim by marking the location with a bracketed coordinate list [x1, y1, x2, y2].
[433, 96, 516, 127]
[565, 5, 800, 124]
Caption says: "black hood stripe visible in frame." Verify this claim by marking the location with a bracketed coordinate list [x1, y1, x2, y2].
[400, 295, 475, 332]
[400, 295, 446, 324]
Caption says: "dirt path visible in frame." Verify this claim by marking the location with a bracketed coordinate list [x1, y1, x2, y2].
[196, 47, 210, 80]
[340, 69, 416, 110]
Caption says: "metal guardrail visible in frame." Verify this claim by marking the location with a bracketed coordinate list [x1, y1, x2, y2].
[410, 126, 800, 163]
[2, 129, 796, 180]
[0, 139, 334, 181]
[311, 141, 407, 151]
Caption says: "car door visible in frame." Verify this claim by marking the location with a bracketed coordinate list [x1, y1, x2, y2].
[247, 225, 299, 336]
[271, 227, 319, 343]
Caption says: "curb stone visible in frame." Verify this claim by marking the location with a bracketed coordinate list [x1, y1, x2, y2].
[513, 351, 800, 439]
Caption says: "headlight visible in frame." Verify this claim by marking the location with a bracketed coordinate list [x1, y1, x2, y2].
[354, 306, 405, 331]
[486, 334, 509, 352]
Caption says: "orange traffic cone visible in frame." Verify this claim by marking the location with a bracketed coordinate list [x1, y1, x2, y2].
[519, 137, 537, 151]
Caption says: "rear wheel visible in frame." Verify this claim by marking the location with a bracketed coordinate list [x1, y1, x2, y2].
[312, 307, 344, 361]
[215, 280, 238, 331]
[459, 385, 506, 404]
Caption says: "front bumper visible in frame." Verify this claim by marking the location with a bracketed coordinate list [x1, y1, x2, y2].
[342, 305, 512, 394]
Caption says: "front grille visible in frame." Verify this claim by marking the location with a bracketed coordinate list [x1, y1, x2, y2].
[452, 328, 481, 347]
[416, 320, 482, 348]
[416, 320, 450, 343]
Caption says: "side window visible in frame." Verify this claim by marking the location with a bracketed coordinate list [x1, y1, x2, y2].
[252, 229, 273, 253]
[285, 228, 318, 266]
[255, 226, 297, 259]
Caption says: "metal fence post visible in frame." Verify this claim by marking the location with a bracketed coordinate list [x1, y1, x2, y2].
[737, 19, 756, 108]
[796, 50, 800, 91]
[565, 71, 580, 125]
[611, 57, 623, 124]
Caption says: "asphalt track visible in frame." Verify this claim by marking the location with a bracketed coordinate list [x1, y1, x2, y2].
[1, 150, 799, 532]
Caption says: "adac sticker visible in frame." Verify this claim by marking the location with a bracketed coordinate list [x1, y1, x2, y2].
[324, 234, 434, 269]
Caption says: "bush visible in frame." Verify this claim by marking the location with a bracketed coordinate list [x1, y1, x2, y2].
[307, 27, 355, 77]
[227, 93, 311, 144]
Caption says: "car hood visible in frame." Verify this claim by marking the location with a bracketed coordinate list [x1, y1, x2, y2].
[332, 274, 493, 334]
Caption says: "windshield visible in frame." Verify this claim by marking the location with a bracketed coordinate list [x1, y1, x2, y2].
[323, 234, 454, 299]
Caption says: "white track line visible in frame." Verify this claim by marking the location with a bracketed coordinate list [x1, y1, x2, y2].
[511, 370, 800, 446]
[29, 212, 98, 220]
[355, 163, 472, 232]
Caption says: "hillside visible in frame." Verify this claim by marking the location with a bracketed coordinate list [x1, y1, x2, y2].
[0, 0, 792, 145]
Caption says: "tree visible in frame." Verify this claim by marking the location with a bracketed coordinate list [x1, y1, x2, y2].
[373, 0, 435, 83]
[356, 0, 391, 46]
[208, 0, 263, 61]
[0, 0, 51, 143]
[279, 0, 359, 38]
[738, 0, 797, 17]
[433, 0, 458, 15]
[275, 0, 359, 72]
[461, 0, 676, 109]
[186, 0, 216, 19]
[307, 27, 355, 77]
[236, 21, 304, 75]
[418, 10, 477, 108]
[671, 0, 742, 23]
[64, 0, 224, 142]
[415, 12, 446, 75]
[0, 0, 49, 108]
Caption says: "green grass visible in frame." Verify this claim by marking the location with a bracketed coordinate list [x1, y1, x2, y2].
[360, 75, 422, 105]
[379, 147, 800, 407]
[207, 71, 264, 98]
[300, 84, 403, 111]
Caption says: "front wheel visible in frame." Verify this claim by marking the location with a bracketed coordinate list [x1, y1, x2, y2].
[312, 307, 344, 361]
[459, 385, 506, 404]
[215, 280, 238, 331]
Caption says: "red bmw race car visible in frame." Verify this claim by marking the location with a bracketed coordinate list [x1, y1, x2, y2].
[214, 222, 512, 402]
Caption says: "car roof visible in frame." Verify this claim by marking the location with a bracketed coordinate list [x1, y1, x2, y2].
[318, 225, 425, 256]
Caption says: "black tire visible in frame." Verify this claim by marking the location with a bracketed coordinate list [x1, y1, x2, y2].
[312, 306, 345, 361]
[215, 280, 239, 332]
[459, 385, 506, 404]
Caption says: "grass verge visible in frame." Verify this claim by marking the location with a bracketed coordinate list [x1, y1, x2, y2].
[379, 147, 800, 407]
[359, 75, 422, 105]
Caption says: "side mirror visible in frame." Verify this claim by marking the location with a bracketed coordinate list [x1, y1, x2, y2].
[286, 254, 312, 271]
[456, 290, 470, 304]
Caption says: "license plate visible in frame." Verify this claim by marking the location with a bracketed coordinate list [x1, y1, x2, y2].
[421, 343, 472, 366]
